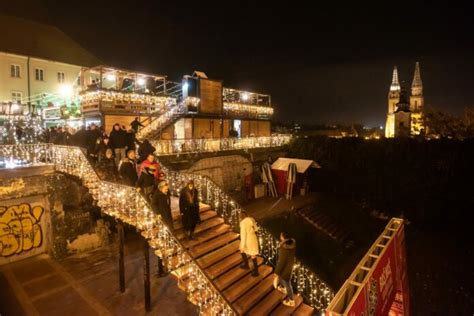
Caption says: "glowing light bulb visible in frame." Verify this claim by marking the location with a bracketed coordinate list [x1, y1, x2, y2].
[106, 74, 115, 81]
[137, 78, 146, 85]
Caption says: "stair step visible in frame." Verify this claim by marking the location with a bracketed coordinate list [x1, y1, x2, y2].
[214, 257, 264, 291]
[222, 265, 273, 303]
[204, 252, 243, 279]
[233, 274, 275, 315]
[189, 232, 239, 258]
[196, 240, 240, 269]
[175, 217, 224, 240]
[292, 303, 315, 316]
[173, 210, 218, 230]
[248, 289, 286, 316]
[270, 294, 304, 316]
[181, 223, 231, 249]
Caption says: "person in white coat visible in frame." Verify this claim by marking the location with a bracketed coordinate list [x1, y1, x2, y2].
[239, 211, 259, 277]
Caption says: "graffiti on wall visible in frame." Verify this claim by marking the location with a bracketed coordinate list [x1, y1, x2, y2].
[0, 203, 44, 257]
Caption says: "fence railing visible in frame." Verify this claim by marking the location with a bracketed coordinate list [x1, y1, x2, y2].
[150, 134, 292, 155]
[136, 101, 188, 140]
[162, 163, 335, 310]
[1, 144, 235, 315]
[0, 143, 335, 312]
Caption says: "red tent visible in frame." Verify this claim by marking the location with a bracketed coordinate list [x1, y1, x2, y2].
[271, 158, 320, 196]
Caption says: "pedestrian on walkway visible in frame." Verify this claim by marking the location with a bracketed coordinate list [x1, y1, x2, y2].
[136, 165, 156, 201]
[119, 149, 138, 186]
[274, 231, 296, 307]
[130, 117, 144, 133]
[151, 181, 172, 228]
[109, 123, 128, 168]
[179, 180, 200, 240]
[239, 211, 259, 277]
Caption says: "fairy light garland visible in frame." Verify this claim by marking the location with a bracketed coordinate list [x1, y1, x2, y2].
[150, 134, 292, 155]
[80, 90, 175, 107]
[160, 163, 335, 310]
[223, 102, 274, 119]
[1, 143, 335, 313]
[136, 99, 187, 140]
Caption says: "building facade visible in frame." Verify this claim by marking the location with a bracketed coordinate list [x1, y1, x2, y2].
[0, 51, 82, 115]
[385, 62, 424, 138]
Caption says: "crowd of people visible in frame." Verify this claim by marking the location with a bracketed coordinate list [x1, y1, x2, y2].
[39, 117, 297, 307]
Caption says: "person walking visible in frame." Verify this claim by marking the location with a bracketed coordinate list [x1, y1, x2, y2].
[179, 180, 200, 240]
[118, 149, 138, 186]
[95, 148, 119, 182]
[151, 181, 172, 228]
[136, 165, 156, 201]
[137, 139, 156, 163]
[274, 231, 296, 307]
[239, 211, 259, 277]
[138, 153, 161, 180]
[130, 117, 144, 133]
[109, 123, 128, 168]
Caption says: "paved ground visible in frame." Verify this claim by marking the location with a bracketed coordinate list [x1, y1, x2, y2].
[0, 231, 198, 316]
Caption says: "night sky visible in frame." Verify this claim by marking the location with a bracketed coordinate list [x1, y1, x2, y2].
[4, 1, 474, 126]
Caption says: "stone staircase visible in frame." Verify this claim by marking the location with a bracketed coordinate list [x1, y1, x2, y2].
[1, 144, 334, 315]
[297, 207, 353, 245]
[167, 199, 315, 315]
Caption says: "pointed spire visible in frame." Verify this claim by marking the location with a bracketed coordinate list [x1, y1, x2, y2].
[411, 62, 423, 96]
[390, 66, 400, 91]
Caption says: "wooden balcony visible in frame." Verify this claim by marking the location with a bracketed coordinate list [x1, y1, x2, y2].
[79, 89, 176, 115]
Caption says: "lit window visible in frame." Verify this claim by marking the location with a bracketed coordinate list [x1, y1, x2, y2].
[57, 72, 65, 83]
[11, 91, 23, 102]
[10, 64, 21, 78]
[35, 68, 44, 81]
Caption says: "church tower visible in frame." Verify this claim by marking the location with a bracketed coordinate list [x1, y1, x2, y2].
[409, 62, 424, 135]
[385, 66, 400, 137]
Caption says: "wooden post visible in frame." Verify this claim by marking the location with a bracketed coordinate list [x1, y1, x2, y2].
[143, 238, 151, 312]
[117, 221, 125, 293]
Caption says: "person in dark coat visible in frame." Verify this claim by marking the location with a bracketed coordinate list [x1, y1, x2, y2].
[109, 123, 128, 168]
[86, 124, 102, 160]
[95, 137, 112, 162]
[119, 149, 138, 186]
[151, 181, 172, 228]
[274, 231, 296, 307]
[179, 180, 200, 240]
[130, 117, 144, 133]
[96, 148, 119, 182]
[72, 126, 88, 147]
[125, 129, 136, 151]
[137, 139, 156, 163]
[136, 165, 156, 201]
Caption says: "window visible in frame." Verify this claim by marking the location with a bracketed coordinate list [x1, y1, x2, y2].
[10, 64, 20, 78]
[57, 72, 65, 83]
[35, 68, 44, 81]
[11, 92, 22, 103]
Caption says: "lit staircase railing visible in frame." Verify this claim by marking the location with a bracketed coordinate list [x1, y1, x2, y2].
[161, 164, 335, 310]
[1, 143, 335, 312]
[1, 143, 236, 315]
[136, 98, 189, 141]
[150, 135, 292, 155]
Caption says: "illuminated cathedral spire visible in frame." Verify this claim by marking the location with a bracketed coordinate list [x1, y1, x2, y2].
[411, 61, 423, 96]
[390, 66, 401, 91]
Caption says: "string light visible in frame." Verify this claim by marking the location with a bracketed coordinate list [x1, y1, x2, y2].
[1, 143, 335, 313]
[149, 134, 292, 155]
[80, 90, 176, 110]
[223, 102, 273, 119]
